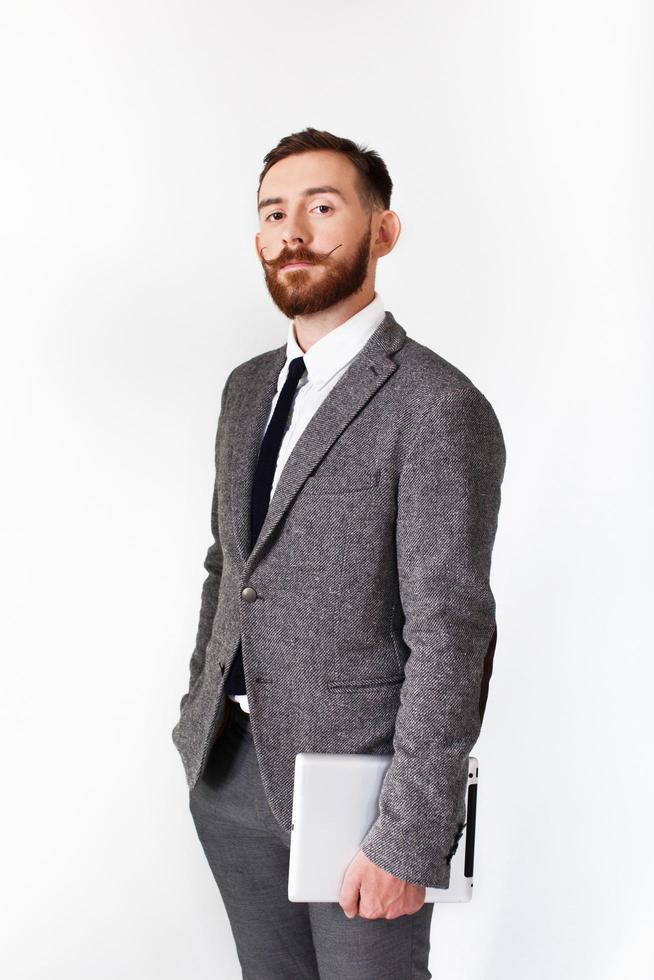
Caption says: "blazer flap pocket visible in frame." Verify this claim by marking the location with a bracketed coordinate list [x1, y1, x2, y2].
[327, 674, 404, 689]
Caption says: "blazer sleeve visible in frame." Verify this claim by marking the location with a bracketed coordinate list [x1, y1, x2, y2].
[177, 368, 234, 714]
[359, 383, 507, 888]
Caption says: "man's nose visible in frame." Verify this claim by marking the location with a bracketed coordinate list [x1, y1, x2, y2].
[282, 213, 311, 246]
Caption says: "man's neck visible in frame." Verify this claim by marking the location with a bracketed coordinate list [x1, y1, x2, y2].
[293, 289, 376, 353]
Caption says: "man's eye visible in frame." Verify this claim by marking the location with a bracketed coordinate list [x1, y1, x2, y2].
[265, 204, 332, 222]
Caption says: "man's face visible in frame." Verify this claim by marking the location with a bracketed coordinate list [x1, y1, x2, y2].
[256, 150, 374, 318]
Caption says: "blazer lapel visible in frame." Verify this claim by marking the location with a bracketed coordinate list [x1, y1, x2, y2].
[228, 310, 407, 572]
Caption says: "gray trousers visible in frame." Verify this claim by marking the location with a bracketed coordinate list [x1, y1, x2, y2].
[189, 698, 434, 980]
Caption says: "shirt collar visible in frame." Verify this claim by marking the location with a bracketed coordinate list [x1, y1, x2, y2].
[280, 291, 386, 393]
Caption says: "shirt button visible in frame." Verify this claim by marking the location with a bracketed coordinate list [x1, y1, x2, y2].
[241, 586, 258, 602]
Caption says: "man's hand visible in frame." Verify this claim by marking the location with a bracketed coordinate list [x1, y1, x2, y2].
[338, 849, 426, 919]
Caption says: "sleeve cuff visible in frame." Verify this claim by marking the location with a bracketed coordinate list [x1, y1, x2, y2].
[359, 816, 455, 890]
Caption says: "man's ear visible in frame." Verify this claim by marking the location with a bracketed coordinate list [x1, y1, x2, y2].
[373, 209, 401, 259]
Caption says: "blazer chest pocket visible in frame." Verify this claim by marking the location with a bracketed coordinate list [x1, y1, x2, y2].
[304, 466, 381, 494]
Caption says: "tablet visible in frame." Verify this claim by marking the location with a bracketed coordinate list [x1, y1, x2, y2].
[288, 753, 477, 903]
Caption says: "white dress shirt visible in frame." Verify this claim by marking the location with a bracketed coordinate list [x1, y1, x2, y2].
[229, 291, 386, 714]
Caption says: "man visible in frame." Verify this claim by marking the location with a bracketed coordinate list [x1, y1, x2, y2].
[171, 127, 506, 979]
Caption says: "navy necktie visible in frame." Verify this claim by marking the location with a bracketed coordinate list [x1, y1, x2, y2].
[224, 354, 306, 697]
[249, 354, 306, 552]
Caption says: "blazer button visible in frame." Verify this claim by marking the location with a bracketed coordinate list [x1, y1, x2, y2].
[241, 586, 258, 602]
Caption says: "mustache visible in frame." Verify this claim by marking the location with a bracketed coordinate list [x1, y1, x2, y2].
[260, 244, 343, 268]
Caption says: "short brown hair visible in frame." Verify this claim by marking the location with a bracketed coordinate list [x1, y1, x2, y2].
[257, 127, 393, 214]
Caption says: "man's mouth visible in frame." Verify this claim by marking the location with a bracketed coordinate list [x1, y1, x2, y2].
[282, 261, 314, 269]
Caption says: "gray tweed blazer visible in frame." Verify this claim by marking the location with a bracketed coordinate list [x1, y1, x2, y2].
[171, 310, 506, 888]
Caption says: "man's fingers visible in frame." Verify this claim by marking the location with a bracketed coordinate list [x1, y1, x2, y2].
[339, 873, 360, 918]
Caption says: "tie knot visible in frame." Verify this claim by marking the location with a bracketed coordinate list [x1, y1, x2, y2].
[287, 355, 305, 384]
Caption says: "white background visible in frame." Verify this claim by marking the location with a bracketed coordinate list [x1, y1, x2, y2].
[1, 2, 652, 977]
